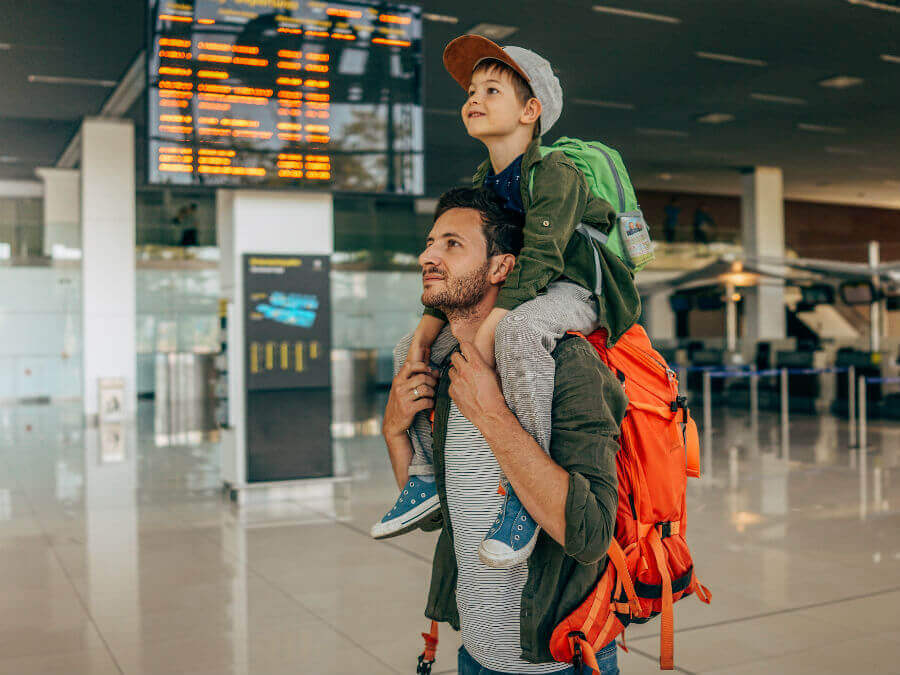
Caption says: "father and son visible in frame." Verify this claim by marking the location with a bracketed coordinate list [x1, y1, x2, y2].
[371, 35, 643, 675]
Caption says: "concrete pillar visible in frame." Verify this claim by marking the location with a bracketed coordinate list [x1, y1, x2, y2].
[644, 291, 676, 341]
[741, 166, 786, 342]
[80, 118, 136, 421]
[35, 168, 81, 257]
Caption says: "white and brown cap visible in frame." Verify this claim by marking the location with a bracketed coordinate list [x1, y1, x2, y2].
[443, 34, 563, 135]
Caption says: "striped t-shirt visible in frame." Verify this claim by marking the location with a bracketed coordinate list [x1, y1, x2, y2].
[444, 400, 566, 673]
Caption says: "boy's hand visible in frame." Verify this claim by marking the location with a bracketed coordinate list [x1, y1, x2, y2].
[472, 307, 510, 369]
[405, 314, 446, 366]
[406, 341, 431, 367]
[473, 323, 496, 369]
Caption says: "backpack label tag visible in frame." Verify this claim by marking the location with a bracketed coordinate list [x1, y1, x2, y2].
[617, 210, 655, 269]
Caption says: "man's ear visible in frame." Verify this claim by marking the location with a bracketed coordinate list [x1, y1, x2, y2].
[490, 253, 517, 285]
[520, 97, 542, 127]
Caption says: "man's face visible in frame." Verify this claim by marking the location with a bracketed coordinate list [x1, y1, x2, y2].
[462, 67, 529, 141]
[418, 207, 492, 313]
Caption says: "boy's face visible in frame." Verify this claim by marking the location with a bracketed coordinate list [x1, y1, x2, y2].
[462, 67, 534, 142]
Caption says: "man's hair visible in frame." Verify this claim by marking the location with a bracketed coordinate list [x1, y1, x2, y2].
[433, 187, 524, 257]
[471, 59, 540, 137]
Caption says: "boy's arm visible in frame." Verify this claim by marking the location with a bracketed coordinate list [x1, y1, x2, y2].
[495, 159, 591, 311]
[409, 312, 447, 363]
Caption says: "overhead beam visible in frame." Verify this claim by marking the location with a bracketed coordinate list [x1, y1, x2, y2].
[56, 50, 146, 169]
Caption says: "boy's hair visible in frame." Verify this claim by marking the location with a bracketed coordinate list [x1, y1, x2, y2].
[471, 59, 541, 137]
[434, 187, 524, 257]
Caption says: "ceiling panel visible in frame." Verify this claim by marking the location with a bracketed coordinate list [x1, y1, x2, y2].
[1, 0, 898, 205]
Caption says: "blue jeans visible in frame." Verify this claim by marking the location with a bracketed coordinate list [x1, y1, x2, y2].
[458, 641, 619, 675]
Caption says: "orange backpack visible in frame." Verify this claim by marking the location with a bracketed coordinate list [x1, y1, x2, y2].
[549, 325, 710, 672]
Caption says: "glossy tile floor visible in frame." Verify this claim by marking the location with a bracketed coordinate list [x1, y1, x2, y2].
[1, 396, 898, 675]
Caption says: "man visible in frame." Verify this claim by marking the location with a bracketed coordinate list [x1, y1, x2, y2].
[382, 187, 631, 674]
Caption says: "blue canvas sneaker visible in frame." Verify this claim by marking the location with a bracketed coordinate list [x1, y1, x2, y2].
[478, 485, 540, 568]
[370, 476, 440, 539]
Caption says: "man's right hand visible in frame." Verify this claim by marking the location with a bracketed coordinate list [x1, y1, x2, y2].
[383, 361, 439, 440]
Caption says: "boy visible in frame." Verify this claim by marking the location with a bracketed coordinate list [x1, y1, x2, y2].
[371, 35, 641, 569]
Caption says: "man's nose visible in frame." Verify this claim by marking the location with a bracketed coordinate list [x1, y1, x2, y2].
[419, 245, 440, 269]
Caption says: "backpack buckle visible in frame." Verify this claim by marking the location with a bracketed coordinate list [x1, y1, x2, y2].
[670, 395, 687, 413]
[416, 653, 433, 675]
[568, 631, 586, 669]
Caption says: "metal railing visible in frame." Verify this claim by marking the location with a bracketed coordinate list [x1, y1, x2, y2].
[697, 365, 857, 461]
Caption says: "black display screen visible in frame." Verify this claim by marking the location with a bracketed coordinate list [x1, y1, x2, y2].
[243, 253, 331, 390]
[147, 0, 423, 193]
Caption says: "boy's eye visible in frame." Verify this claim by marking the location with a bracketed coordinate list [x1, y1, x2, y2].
[448, 239, 460, 247]
[487, 87, 498, 94]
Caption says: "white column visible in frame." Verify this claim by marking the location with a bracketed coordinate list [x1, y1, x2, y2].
[741, 166, 786, 342]
[35, 168, 80, 257]
[80, 118, 136, 421]
[218, 190, 333, 487]
[644, 291, 676, 341]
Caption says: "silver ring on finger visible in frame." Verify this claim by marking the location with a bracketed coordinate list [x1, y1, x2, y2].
[413, 386, 420, 400]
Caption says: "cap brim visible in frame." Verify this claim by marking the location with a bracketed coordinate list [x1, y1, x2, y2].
[442, 34, 531, 91]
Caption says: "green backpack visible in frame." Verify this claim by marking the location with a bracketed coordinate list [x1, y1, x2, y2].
[531, 136, 655, 272]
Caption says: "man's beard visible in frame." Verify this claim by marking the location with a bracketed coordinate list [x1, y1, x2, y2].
[421, 261, 491, 318]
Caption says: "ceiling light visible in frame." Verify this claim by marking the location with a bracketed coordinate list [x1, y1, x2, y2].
[637, 128, 689, 138]
[0, 43, 12, 50]
[592, 5, 681, 23]
[846, 0, 900, 13]
[573, 98, 635, 110]
[28, 74, 117, 87]
[658, 173, 673, 181]
[825, 146, 865, 155]
[0, 156, 19, 163]
[468, 23, 518, 40]
[750, 92, 807, 105]
[696, 113, 735, 124]
[797, 123, 845, 134]
[423, 13, 459, 24]
[695, 51, 767, 67]
[819, 75, 863, 88]
[880, 54, 900, 64]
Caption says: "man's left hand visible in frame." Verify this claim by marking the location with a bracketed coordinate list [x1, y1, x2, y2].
[448, 342, 510, 430]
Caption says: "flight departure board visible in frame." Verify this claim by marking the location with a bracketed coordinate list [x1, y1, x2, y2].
[147, 0, 424, 193]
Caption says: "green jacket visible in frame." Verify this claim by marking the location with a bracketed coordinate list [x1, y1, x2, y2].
[425, 137, 642, 346]
[422, 335, 627, 663]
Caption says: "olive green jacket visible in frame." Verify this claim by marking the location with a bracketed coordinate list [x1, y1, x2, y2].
[425, 137, 642, 346]
[422, 335, 627, 663]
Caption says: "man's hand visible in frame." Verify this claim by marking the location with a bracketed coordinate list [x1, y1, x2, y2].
[383, 361, 439, 440]
[448, 342, 510, 431]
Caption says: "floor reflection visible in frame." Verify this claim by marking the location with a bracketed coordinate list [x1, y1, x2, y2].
[0, 397, 897, 674]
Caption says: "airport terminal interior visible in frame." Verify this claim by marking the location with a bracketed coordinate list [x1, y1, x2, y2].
[1, 1, 899, 673]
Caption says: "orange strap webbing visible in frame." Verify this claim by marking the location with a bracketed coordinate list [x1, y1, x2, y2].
[607, 539, 642, 617]
[648, 528, 675, 670]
